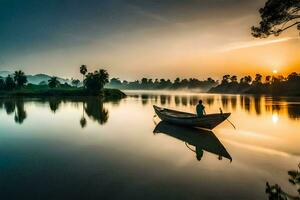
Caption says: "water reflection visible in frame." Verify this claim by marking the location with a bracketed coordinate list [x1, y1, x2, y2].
[0, 98, 27, 124]
[127, 92, 300, 121]
[14, 98, 27, 124]
[266, 163, 300, 200]
[48, 98, 62, 113]
[0, 97, 115, 127]
[153, 121, 232, 162]
[84, 98, 109, 126]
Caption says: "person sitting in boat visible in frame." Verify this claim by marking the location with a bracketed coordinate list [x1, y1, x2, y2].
[196, 100, 206, 117]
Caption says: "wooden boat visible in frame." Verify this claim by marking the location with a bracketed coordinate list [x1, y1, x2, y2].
[153, 105, 230, 129]
[153, 121, 232, 161]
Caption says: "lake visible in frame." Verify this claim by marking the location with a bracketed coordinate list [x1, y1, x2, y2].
[0, 90, 300, 200]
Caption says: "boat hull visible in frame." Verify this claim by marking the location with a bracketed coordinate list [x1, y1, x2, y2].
[153, 105, 230, 129]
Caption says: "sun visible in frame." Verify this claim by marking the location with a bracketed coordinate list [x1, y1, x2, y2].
[272, 69, 278, 74]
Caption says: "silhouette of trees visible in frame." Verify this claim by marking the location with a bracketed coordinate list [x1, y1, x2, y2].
[266, 163, 300, 200]
[5, 75, 16, 90]
[48, 77, 60, 88]
[80, 65, 87, 83]
[222, 75, 231, 84]
[71, 79, 80, 87]
[210, 72, 300, 96]
[0, 77, 5, 90]
[252, 0, 300, 38]
[253, 74, 263, 85]
[107, 77, 218, 91]
[84, 69, 109, 92]
[13, 70, 27, 88]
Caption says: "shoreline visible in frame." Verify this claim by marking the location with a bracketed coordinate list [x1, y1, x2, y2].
[0, 88, 126, 99]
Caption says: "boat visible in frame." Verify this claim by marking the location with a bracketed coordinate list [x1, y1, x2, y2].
[153, 121, 232, 161]
[153, 105, 230, 129]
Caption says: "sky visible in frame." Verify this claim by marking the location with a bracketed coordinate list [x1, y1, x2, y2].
[0, 0, 299, 80]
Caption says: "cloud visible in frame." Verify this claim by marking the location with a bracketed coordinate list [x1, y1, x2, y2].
[218, 37, 298, 52]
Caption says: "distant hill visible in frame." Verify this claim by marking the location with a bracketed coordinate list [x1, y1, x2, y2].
[0, 71, 70, 85]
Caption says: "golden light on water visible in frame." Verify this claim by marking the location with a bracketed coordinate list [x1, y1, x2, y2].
[272, 113, 279, 124]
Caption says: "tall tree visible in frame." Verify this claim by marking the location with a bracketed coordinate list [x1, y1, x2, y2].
[84, 69, 109, 92]
[48, 77, 60, 88]
[13, 70, 27, 88]
[80, 65, 88, 83]
[5, 75, 16, 90]
[252, 0, 300, 38]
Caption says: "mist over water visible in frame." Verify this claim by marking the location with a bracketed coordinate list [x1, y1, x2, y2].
[0, 91, 300, 199]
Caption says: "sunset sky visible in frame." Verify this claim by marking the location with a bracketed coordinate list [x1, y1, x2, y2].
[1, 0, 299, 80]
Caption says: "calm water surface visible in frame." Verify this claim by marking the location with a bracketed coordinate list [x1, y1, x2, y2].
[0, 90, 300, 199]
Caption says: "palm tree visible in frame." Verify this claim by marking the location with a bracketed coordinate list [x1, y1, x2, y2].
[48, 77, 60, 88]
[13, 70, 27, 88]
[84, 69, 109, 91]
[80, 65, 88, 83]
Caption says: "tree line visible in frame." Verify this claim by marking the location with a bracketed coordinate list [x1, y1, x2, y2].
[209, 72, 300, 96]
[107, 77, 218, 90]
[0, 66, 109, 93]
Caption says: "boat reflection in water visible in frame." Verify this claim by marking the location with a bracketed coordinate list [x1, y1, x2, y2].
[153, 121, 232, 162]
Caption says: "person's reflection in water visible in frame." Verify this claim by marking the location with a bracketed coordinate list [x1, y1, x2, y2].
[153, 121, 232, 162]
[195, 146, 204, 161]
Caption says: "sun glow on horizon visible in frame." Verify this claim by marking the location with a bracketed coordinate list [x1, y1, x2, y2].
[272, 69, 278, 74]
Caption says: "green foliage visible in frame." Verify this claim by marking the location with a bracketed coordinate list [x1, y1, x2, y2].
[13, 70, 27, 88]
[0, 77, 5, 90]
[107, 77, 218, 91]
[48, 77, 60, 88]
[252, 0, 300, 38]
[5, 75, 16, 90]
[71, 79, 80, 87]
[84, 69, 109, 92]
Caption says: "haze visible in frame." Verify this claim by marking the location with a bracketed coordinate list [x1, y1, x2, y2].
[0, 0, 299, 80]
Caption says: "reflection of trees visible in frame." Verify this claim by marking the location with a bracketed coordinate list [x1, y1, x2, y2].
[48, 98, 62, 113]
[231, 96, 237, 110]
[244, 96, 251, 112]
[0, 98, 27, 124]
[189, 96, 198, 106]
[221, 96, 229, 109]
[181, 96, 187, 106]
[266, 163, 300, 200]
[160, 95, 167, 105]
[14, 99, 27, 124]
[206, 97, 214, 106]
[254, 97, 261, 115]
[288, 105, 300, 120]
[141, 94, 149, 106]
[174, 96, 180, 105]
[84, 98, 108, 125]
[4, 100, 15, 115]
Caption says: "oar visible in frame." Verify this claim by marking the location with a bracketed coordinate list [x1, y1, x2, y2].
[219, 108, 236, 130]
